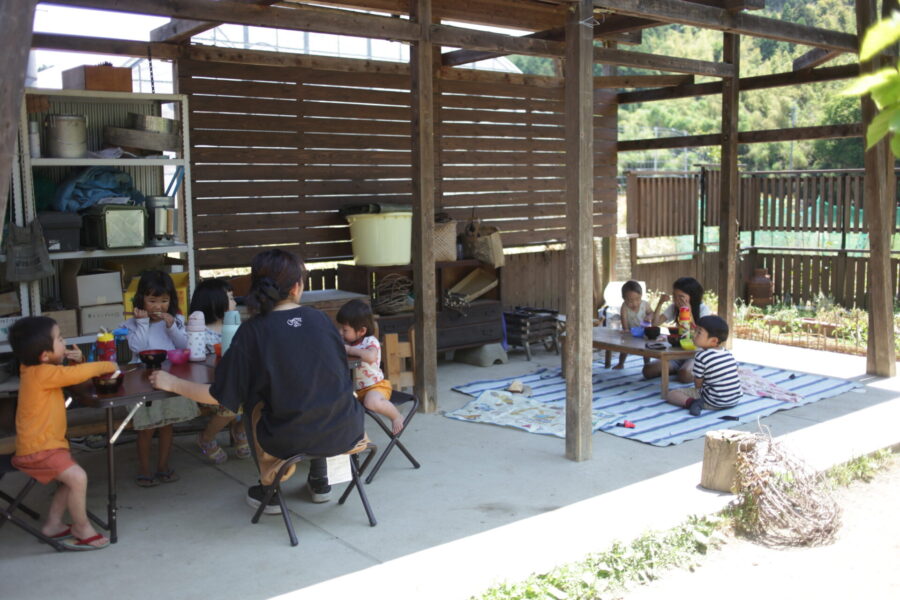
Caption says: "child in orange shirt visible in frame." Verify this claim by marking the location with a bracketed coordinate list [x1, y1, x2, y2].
[9, 316, 117, 551]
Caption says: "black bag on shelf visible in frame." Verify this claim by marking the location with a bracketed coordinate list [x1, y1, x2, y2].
[4, 220, 55, 282]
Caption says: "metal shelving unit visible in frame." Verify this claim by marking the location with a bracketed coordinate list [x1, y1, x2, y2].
[1, 88, 196, 354]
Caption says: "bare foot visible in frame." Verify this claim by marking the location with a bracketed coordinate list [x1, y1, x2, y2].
[612, 363, 625, 370]
[391, 417, 404, 435]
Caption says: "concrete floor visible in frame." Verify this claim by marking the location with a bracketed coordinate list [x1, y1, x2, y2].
[1, 339, 898, 600]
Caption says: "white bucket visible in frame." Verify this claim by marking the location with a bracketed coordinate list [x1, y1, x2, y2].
[346, 212, 412, 266]
[46, 114, 87, 158]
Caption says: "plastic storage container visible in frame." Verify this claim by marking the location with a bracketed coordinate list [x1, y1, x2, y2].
[37, 211, 82, 252]
[346, 212, 412, 266]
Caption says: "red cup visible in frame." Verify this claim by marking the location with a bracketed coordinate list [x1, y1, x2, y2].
[214, 343, 222, 359]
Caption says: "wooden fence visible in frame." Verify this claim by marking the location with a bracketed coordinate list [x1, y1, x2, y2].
[180, 52, 617, 270]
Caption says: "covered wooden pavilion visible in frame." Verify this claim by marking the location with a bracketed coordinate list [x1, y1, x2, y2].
[0, 0, 894, 463]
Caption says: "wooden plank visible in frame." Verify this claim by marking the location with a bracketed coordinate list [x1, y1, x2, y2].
[594, 74, 693, 88]
[857, 0, 896, 374]
[410, 0, 437, 411]
[31, 32, 179, 59]
[0, 0, 36, 238]
[150, 0, 280, 43]
[617, 124, 863, 151]
[51, 0, 420, 42]
[593, 0, 857, 52]
[793, 48, 840, 71]
[718, 32, 740, 336]
[564, 0, 594, 462]
[184, 43, 411, 74]
[618, 64, 858, 104]
[593, 46, 734, 77]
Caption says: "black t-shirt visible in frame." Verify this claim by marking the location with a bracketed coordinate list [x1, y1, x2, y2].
[209, 306, 364, 460]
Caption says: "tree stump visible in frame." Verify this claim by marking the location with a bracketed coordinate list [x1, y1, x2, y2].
[700, 430, 756, 493]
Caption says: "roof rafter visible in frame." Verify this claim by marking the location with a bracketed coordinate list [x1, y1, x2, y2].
[593, 0, 858, 52]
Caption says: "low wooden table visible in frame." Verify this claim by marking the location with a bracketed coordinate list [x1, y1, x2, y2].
[591, 327, 696, 398]
[70, 359, 215, 543]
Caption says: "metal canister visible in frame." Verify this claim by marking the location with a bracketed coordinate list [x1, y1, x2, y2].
[146, 196, 176, 246]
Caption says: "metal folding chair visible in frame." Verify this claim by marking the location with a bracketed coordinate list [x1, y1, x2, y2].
[364, 391, 420, 484]
[0, 454, 67, 552]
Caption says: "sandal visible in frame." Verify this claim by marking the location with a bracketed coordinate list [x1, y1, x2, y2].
[136, 474, 159, 488]
[155, 469, 180, 483]
[231, 430, 251, 460]
[198, 435, 227, 464]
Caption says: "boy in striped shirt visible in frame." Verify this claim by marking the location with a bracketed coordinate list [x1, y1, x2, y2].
[666, 315, 742, 416]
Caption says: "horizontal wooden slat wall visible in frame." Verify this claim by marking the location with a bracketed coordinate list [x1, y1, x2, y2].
[180, 56, 617, 269]
[440, 81, 617, 248]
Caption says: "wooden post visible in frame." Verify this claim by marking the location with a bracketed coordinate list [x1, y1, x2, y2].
[0, 1, 37, 243]
[856, 0, 897, 376]
[410, 0, 438, 410]
[718, 32, 740, 347]
[564, 0, 594, 461]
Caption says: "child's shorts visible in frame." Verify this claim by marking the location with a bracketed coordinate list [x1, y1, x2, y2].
[355, 379, 393, 403]
[12, 448, 77, 484]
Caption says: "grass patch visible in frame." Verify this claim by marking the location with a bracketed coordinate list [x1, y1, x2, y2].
[825, 449, 894, 487]
[475, 515, 725, 600]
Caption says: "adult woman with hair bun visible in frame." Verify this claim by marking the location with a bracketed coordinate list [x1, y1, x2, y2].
[150, 249, 364, 511]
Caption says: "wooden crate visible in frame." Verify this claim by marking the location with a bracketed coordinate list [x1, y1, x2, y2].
[62, 65, 132, 92]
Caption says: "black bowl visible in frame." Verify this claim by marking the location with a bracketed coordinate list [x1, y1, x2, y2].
[92, 373, 123, 394]
[666, 334, 681, 348]
[138, 349, 167, 369]
[643, 326, 661, 340]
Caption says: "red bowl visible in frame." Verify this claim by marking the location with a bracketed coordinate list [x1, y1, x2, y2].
[167, 349, 190, 365]
[138, 349, 167, 369]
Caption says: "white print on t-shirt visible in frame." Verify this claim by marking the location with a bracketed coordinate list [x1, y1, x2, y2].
[286, 317, 303, 328]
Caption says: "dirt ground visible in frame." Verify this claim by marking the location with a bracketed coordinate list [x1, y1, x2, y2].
[624, 457, 900, 600]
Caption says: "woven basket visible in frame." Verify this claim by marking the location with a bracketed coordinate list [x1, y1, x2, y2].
[434, 221, 458, 262]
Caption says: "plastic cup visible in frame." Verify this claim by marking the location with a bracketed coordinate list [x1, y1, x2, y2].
[214, 343, 222, 359]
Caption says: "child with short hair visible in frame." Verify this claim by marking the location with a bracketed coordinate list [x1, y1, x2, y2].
[614, 280, 653, 369]
[336, 300, 403, 434]
[9, 316, 116, 551]
[665, 315, 742, 416]
[188, 278, 250, 463]
[121, 270, 199, 487]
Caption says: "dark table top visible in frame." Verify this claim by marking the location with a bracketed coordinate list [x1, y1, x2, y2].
[71, 359, 216, 409]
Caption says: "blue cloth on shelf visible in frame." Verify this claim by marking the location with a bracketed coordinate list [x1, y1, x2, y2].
[53, 167, 145, 212]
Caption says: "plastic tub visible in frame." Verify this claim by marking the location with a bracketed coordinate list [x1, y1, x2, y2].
[346, 212, 412, 266]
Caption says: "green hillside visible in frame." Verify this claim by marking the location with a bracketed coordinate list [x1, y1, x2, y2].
[509, 0, 863, 172]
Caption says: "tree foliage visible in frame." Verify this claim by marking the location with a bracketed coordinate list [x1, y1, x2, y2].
[509, 0, 862, 172]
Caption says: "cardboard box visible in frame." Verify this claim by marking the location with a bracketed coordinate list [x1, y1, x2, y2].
[79, 304, 124, 336]
[102, 256, 165, 290]
[0, 317, 22, 343]
[62, 65, 132, 92]
[61, 270, 124, 308]
[0, 291, 20, 317]
[43, 309, 79, 339]
[124, 272, 189, 317]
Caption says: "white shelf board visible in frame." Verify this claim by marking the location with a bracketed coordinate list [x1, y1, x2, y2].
[47, 244, 189, 260]
[26, 87, 185, 103]
[31, 158, 185, 167]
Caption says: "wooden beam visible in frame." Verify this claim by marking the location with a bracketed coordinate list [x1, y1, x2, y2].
[48, 0, 419, 42]
[593, 45, 735, 77]
[718, 32, 740, 339]
[431, 24, 565, 59]
[593, 0, 858, 52]
[183, 43, 410, 73]
[150, 0, 280, 43]
[617, 123, 864, 151]
[31, 32, 180, 59]
[410, 0, 438, 412]
[595, 74, 693, 88]
[793, 47, 841, 71]
[441, 13, 654, 68]
[689, 0, 765, 9]
[618, 63, 859, 104]
[565, 0, 595, 462]
[856, 0, 896, 376]
[0, 0, 37, 244]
